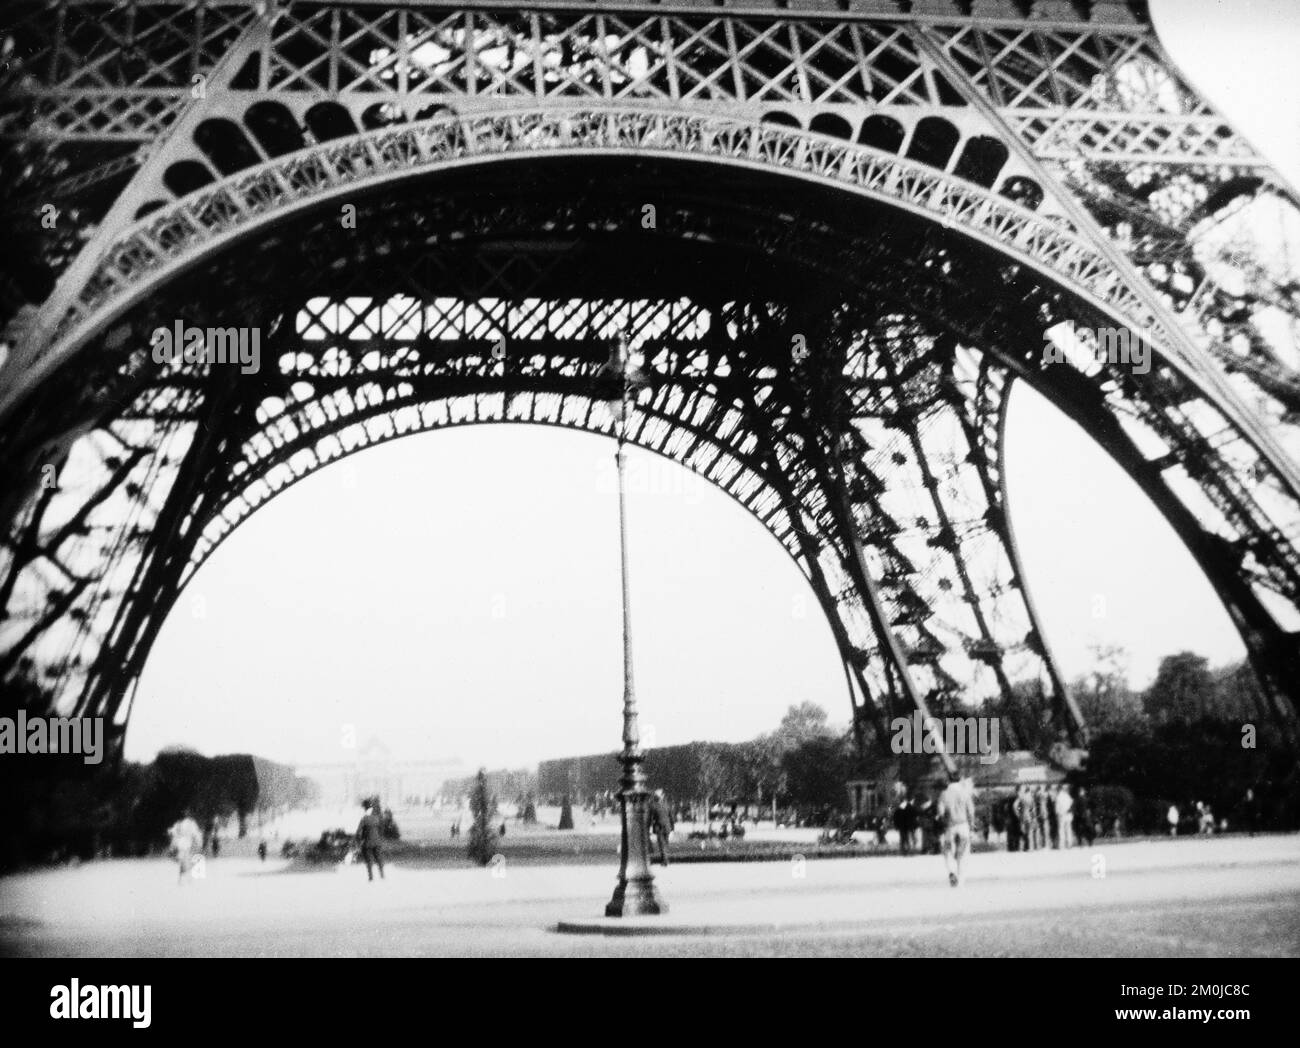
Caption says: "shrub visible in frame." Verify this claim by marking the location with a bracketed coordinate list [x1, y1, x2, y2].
[466, 769, 498, 866]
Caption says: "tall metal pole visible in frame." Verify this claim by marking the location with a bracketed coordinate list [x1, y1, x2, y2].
[605, 337, 666, 917]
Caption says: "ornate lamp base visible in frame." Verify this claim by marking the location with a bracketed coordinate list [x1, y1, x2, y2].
[605, 776, 668, 916]
[605, 877, 668, 917]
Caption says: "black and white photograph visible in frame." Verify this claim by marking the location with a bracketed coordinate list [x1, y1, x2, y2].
[0, 0, 1296, 1020]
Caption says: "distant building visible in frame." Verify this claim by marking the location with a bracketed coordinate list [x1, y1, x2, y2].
[295, 738, 464, 809]
[443, 767, 537, 804]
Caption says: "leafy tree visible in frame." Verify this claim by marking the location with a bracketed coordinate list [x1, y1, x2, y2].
[745, 734, 788, 824]
[1083, 715, 1287, 833]
[782, 732, 854, 817]
[1143, 652, 1216, 725]
[775, 702, 833, 747]
[466, 769, 498, 865]
[695, 743, 731, 830]
[1211, 661, 1269, 724]
[985, 678, 1058, 751]
[732, 738, 773, 817]
[1072, 645, 1147, 736]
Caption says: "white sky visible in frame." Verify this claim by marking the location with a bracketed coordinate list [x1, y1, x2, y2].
[125, 0, 1300, 770]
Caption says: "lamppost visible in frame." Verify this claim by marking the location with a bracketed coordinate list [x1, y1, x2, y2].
[595, 333, 667, 917]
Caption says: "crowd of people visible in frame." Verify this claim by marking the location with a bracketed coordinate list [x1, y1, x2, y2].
[884, 782, 1096, 856]
[996, 784, 1096, 851]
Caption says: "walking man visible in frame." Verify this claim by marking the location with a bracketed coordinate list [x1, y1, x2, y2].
[649, 788, 674, 866]
[355, 798, 385, 882]
[167, 810, 203, 886]
[938, 777, 976, 887]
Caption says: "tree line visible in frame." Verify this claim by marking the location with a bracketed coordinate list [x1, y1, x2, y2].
[535, 649, 1299, 833]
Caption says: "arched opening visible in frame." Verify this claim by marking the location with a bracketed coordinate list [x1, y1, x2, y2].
[129, 426, 846, 774]
[244, 100, 307, 157]
[857, 114, 906, 153]
[193, 117, 262, 176]
[809, 112, 853, 140]
[361, 101, 408, 130]
[761, 110, 802, 129]
[412, 102, 459, 124]
[1000, 175, 1045, 211]
[305, 101, 359, 143]
[952, 135, 1009, 188]
[162, 160, 215, 197]
[11, 137, 1298, 763]
[905, 116, 960, 169]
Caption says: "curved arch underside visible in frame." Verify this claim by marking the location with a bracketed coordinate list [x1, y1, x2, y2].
[3, 152, 1299, 752]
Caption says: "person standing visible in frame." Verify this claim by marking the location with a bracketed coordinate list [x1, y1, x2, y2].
[1166, 803, 1179, 837]
[649, 789, 674, 866]
[937, 777, 976, 887]
[167, 811, 203, 886]
[894, 798, 911, 855]
[355, 798, 385, 882]
[1003, 794, 1021, 852]
[1240, 788, 1259, 836]
[1014, 787, 1033, 852]
[1032, 786, 1049, 851]
[1073, 788, 1095, 847]
[918, 795, 938, 855]
[1055, 785, 1075, 849]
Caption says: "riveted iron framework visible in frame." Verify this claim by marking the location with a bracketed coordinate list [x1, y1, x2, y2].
[2, 0, 1299, 757]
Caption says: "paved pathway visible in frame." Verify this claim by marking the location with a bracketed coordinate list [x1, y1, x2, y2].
[2, 834, 1296, 956]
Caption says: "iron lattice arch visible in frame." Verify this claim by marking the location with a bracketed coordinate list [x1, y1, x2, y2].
[2, 0, 1300, 755]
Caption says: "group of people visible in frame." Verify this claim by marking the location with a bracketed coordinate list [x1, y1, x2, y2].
[998, 783, 1094, 852]
[1165, 799, 1219, 836]
[912, 778, 1100, 887]
[892, 792, 971, 855]
[888, 781, 1097, 861]
[883, 777, 980, 887]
